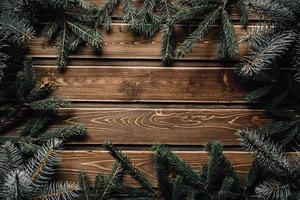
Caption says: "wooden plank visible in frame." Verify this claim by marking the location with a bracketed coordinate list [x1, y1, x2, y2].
[35, 66, 249, 103]
[58, 150, 253, 185]
[28, 24, 249, 60]
[91, 0, 258, 21]
[54, 107, 270, 145]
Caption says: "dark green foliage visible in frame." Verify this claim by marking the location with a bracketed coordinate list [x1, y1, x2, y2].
[0, 59, 69, 131]
[78, 163, 124, 200]
[237, 130, 300, 200]
[0, 0, 102, 70]
[152, 142, 242, 200]
[0, 117, 86, 154]
[0, 139, 80, 200]
[103, 142, 155, 194]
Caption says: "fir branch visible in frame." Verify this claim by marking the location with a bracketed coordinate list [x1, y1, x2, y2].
[248, 0, 296, 24]
[3, 169, 31, 200]
[32, 181, 80, 200]
[176, 6, 221, 58]
[255, 180, 291, 200]
[27, 96, 70, 111]
[78, 172, 92, 200]
[26, 139, 63, 187]
[161, 22, 176, 65]
[237, 129, 293, 177]
[218, 8, 239, 60]
[122, 0, 139, 31]
[38, 123, 87, 142]
[238, 31, 296, 77]
[0, 13, 35, 45]
[96, 0, 120, 31]
[0, 142, 23, 175]
[103, 142, 155, 193]
[56, 24, 70, 71]
[96, 163, 123, 200]
[67, 21, 103, 49]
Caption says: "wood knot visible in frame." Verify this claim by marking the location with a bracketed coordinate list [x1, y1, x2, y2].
[123, 82, 140, 100]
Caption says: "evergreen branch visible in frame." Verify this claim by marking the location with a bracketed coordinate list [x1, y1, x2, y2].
[26, 82, 55, 103]
[37, 123, 87, 141]
[237, 0, 249, 26]
[238, 31, 295, 77]
[161, 22, 176, 65]
[218, 8, 239, 60]
[248, 0, 296, 23]
[67, 21, 103, 49]
[26, 139, 63, 187]
[103, 142, 155, 193]
[72, 0, 97, 11]
[255, 180, 291, 200]
[122, 0, 139, 31]
[96, 0, 120, 31]
[0, 13, 35, 45]
[3, 170, 31, 200]
[152, 145, 173, 200]
[96, 163, 123, 200]
[176, 7, 221, 58]
[0, 142, 23, 176]
[32, 181, 80, 200]
[27, 96, 70, 111]
[56, 23, 70, 71]
[78, 172, 92, 200]
[237, 129, 293, 177]
[153, 144, 205, 189]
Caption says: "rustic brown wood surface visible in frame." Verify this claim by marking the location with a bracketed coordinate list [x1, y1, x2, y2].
[58, 151, 253, 185]
[22, 2, 270, 184]
[58, 108, 271, 145]
[35, 66, 250, 102]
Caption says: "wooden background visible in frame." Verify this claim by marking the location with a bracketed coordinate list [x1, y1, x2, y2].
[28, 0, 268, 185]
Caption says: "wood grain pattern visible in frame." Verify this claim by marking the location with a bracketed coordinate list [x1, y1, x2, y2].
[54, 107, 270, 145]
[28, 24, 249, 60]
[58, 150, 253, 185]
[35, 66, 250, 102]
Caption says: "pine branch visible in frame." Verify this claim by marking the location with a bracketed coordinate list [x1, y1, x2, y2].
[56, 23, 70, 71]
[122, 0, 139, 31]
[248, 0, 296, 24]
[161, 22, 176, 65]
[237, 129, 293, 177]
[238, 31, 295, 77]
[96, 0, 121, 31]
[96, 163, 123, 200]
[26, 139, 63, 187]
[255, 180, 291, 200]
[237, 0, 249, 26]
[3, 170, 31, 200]
[218, 8, 239, 60]
[27, 96, 70, 111]
[0, 142, 23, 176]
[0, 13, 35, 45]
[176, 6, 221, 58]
[103, 142, 155, 193]
[32, 181, 80, 200]
[38, 123, 87, 142]
[78, 172, 92, 200]
[67, 21, 103, 49]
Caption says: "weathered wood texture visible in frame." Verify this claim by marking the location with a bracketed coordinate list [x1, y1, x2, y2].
[35, 66, 250, 103]
[25, 1, 269, 182]
[28, 24, 249, 60]
[58, 151, 253, 185]
[57, 108, 270, 145]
